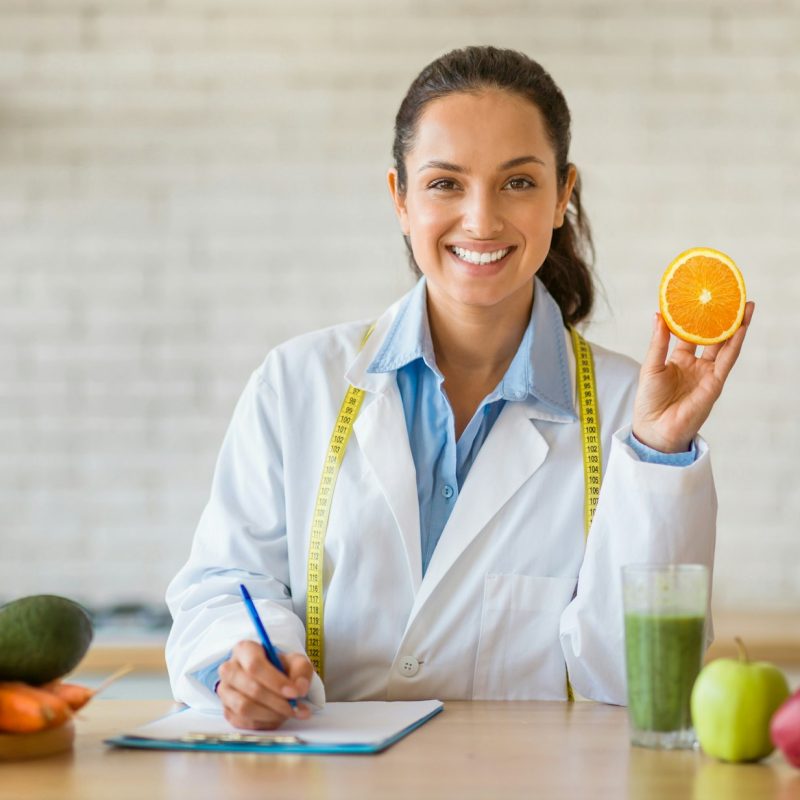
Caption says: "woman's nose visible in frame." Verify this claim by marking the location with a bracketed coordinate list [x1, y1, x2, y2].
[461, 189, 503, 238]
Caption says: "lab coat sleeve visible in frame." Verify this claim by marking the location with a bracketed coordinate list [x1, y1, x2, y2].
[558, 425, 716, 705]
[165, 367, 325, 711]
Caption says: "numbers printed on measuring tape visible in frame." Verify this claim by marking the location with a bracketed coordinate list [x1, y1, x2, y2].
[570, 327, 602, 540]
[565, 327, 602, 702]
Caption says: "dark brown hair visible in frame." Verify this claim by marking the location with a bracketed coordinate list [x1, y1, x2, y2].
[392, 46, 595, 326]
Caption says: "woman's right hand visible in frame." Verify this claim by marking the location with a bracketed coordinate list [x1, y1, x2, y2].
[216, 640, 314, 730]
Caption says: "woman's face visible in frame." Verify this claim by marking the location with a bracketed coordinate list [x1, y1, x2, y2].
[388, 89, 576, 312]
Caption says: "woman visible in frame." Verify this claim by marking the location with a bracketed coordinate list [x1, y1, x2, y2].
[166, 46, 754, 730]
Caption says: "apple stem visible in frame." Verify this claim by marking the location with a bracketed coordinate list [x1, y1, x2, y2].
[734, 636, 750, 663]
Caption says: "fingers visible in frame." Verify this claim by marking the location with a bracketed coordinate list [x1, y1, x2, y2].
[700, 342, 722, 361]
[671, 337, 698, 356]
[217, 683, 285, 730]
[221, 657, 297, 718]
[281, 652, 314, 700]
[712, 300, 755, 382]
[641, 312, 671, 371]
[234, 641, 293, 693]
[217, 642, 314, 730]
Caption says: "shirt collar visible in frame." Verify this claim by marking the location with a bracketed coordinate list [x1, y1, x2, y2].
[367, 277, 438, 375]
[367, 276, 576, 420]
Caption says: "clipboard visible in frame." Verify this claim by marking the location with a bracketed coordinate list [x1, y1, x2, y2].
[106, 700, 444, 755]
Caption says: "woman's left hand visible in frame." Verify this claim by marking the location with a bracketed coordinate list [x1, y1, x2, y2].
[632, 302, 755, 453]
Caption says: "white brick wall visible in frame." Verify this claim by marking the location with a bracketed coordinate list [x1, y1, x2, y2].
[1, 0, 798, 613]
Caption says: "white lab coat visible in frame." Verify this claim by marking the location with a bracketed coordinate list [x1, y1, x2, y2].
[165, 286, 717, 710]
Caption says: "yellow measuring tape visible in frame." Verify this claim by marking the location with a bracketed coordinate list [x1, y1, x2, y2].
[305, 326, 374, 677]
[570, 327, 602, 537]
[565, 326, 602, 701]
[305, 325, 601, 687]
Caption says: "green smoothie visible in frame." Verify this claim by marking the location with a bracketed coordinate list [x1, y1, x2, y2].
[624, 613, 705, 732]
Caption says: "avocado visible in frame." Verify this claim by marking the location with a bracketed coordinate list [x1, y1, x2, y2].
[0, 595, 93, 684]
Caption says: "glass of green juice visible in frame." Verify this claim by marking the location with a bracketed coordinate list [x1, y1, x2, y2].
[622, 563, 709, 750]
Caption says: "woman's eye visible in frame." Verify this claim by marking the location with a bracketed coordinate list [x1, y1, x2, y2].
[428, 179, 459, 191]
[505, 177, 535, 190]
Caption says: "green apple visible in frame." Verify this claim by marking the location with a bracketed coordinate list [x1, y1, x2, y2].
[691, 637, 790, 762]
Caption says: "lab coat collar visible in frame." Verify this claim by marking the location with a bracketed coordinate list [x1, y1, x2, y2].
[343, 286, 426, 592]
[343, 291, 411, 396]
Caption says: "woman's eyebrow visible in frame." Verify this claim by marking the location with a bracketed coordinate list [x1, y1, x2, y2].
[417, 155, 546, 174]
[500, 155, 546, 170]
[417, 159, 465, 174]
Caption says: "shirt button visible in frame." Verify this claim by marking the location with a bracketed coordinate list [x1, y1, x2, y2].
[441, 484, 454, 499]
[398, 656, 420, 677]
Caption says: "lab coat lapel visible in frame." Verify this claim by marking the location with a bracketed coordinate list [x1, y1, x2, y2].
[405, 401, 550, 626]
[353, 385, 423, 594]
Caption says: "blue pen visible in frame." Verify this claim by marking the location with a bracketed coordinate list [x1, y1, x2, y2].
[239, 583, 298, 709]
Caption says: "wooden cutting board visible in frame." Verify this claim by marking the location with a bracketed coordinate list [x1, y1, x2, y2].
[0, 721, 75, 760]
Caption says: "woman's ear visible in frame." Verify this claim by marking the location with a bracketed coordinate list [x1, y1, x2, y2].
[387, 168, 410, 235]
[554, 164, 578, 229]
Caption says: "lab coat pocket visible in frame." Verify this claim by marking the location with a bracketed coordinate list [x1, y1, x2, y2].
[472, 573, 577, 700]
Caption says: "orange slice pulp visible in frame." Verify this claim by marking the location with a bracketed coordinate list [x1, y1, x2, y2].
[658, 247, 746, 346]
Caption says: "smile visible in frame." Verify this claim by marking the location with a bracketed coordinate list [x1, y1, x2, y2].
[447, 246, 514, 265]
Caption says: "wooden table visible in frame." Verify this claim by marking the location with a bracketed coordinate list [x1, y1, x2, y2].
[1, 701, 799, 800]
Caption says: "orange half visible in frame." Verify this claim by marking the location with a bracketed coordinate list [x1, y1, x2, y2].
[658, 247, 746, 346]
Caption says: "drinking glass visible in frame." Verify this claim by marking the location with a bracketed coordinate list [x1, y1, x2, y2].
[622, 563, 709, 749]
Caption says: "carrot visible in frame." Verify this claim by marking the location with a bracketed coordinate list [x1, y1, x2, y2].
[41, 665, 134, 713]
[0, 682, 72, 733]
[42, 681, 95, 711]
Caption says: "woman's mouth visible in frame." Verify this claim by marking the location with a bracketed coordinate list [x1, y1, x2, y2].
[446, 245, 516, 271]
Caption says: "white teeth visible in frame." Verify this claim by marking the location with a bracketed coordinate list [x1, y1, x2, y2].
[450, 246, 511, 265]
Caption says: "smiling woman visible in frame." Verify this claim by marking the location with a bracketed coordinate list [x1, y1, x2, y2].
[389, 90, 576, 312]
[390, 49, 593, 328]
[165, 46, 754, 732]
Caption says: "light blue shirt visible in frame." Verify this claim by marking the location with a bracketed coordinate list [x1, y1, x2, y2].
[193, 277, 695, 693]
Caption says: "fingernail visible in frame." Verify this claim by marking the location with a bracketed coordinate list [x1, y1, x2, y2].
[295, 678, 309, 696]
[281, 686, 298, 699]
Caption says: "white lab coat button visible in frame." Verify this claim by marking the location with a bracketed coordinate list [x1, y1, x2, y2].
[399, 656, 419, 677]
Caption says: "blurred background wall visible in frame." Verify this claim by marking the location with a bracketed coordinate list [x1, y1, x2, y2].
[2, 0, 798, 616]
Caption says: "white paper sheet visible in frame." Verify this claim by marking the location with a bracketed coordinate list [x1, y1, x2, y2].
[125, 700, 443, 746]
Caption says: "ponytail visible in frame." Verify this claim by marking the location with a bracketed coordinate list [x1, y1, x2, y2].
[538, 170, 595, 326]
